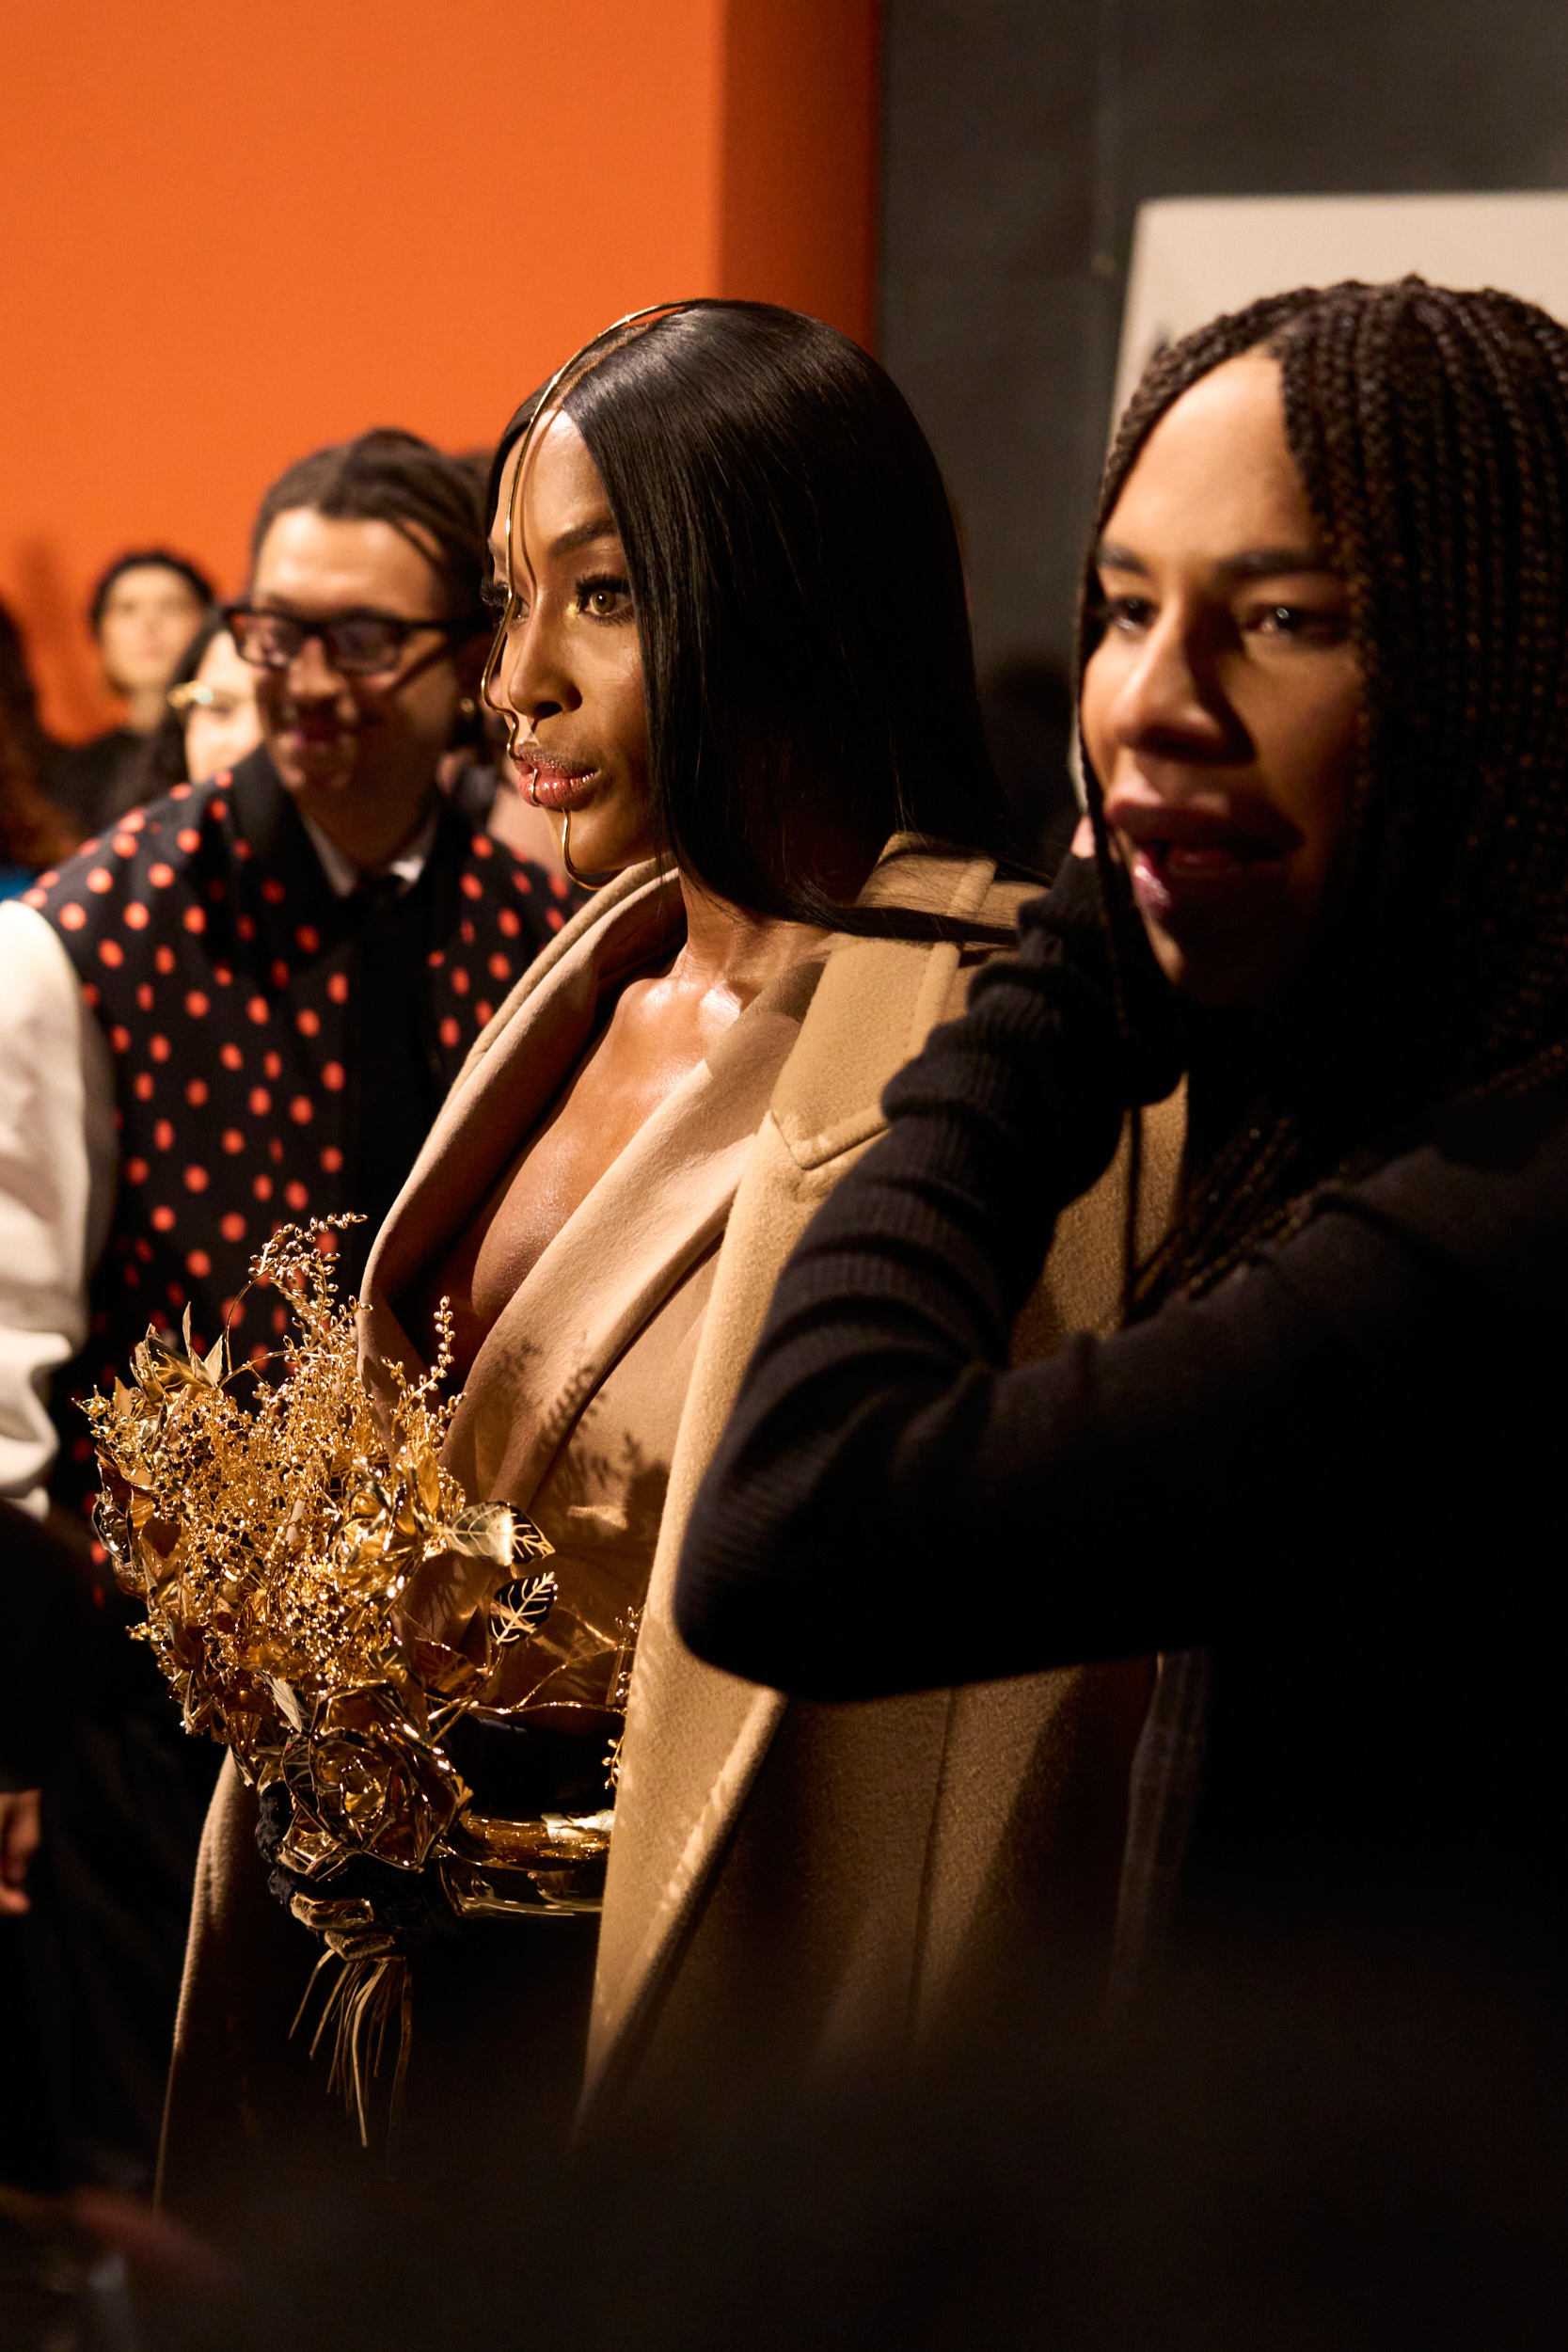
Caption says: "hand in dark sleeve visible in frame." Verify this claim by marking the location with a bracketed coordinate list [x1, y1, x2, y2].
[673, 851, 1488, 1700]
[673, 859, 1204, 1692]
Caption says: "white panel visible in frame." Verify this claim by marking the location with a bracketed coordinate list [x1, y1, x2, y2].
[1115, 193, 1568, 425]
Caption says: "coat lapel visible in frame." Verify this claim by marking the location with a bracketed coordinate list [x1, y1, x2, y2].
[358, 858, 831, 1523]
[584, 848, 1006, 2113]
[359, 859, 678, 1381]
[441, 948, 827, 1510]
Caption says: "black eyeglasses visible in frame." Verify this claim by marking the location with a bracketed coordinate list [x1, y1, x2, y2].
[224, 604, 475, 677]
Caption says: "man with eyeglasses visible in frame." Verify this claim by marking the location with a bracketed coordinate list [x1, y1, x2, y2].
[0, 426, 572, 2196]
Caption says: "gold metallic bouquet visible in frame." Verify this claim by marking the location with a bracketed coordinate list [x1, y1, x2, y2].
[87, 1222, 610, 2140]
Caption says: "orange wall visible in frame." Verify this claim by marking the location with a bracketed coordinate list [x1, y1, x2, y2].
[0, 0, 880, 743]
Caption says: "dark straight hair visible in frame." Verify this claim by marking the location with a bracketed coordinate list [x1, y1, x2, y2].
[488, 303, 1018, 933]
[1081, 278, 1568, 1302]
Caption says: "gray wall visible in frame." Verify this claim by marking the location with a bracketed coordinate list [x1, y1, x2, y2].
[880, 0, 1568, 681]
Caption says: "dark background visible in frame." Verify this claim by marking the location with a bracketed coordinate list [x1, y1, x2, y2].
[880, 0, 1568, 693]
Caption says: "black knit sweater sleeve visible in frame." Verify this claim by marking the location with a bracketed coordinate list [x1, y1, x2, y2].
[674, 883, 1568, 1702]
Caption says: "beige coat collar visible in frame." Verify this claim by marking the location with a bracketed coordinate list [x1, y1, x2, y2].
[359, 859, 831, 1513]
[583, 844, 1008, 2110]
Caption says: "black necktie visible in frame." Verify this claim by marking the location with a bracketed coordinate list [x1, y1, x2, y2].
[340, 873, 444, 1296]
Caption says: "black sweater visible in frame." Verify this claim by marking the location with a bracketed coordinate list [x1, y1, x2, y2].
[676, 866, 1568, 1943]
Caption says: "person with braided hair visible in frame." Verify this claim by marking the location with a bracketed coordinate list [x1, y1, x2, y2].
[677, 277, 1568, 1974]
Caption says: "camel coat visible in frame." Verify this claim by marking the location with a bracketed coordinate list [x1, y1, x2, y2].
[159, 843, 1180, 2220]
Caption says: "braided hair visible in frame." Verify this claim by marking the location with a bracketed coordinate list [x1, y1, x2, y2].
[1082, 279, 1568, 1303]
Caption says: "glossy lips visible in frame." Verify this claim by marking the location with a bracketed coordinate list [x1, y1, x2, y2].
[1108, 794, 1302, 928]
[515, 751, 600, 812]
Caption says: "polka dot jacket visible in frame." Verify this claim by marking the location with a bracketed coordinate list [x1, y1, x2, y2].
[25, 745, 575, 1521]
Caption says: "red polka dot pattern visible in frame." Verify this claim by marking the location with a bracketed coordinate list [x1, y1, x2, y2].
[31, 768, 570, 1520]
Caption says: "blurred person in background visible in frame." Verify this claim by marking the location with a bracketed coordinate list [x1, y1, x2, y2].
[0, 427, 568, 2201]
[52, 550, 214, 837]
[1, 598, 77, 894]
[1, 595, 66, 799]
[132, 611, 263, 802]
[1, 687, 78, 900]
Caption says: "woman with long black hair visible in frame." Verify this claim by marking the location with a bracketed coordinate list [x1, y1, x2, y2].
[161, 303, 1172, 2228]
[677, 278, 1568, 1974]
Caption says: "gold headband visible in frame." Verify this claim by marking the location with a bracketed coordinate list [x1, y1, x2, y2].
[479, 300, 693, 734]
[479, 301, 699, 889]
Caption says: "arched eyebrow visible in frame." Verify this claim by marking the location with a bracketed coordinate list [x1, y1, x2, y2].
[546, 516, 623, 562]
[1094, 536, 1339, 581]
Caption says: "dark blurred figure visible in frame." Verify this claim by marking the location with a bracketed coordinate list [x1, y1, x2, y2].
[0, 600, 78, 897]
[1, 1503, 90, 2194]
[128, 1930, 1566, 2352]
[132, 612, 262, 803]
[979, 653, 1079, 866]
[52, 551, 215, 837]
[0, 596, 65, 797]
